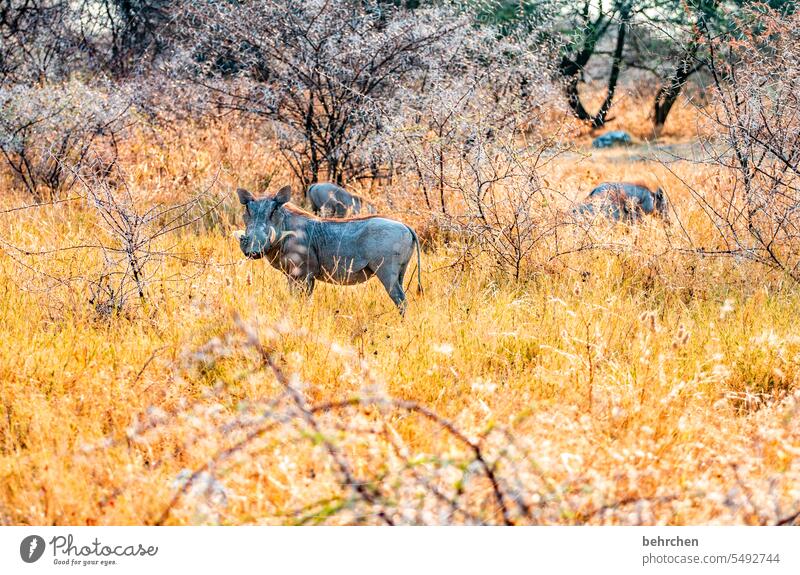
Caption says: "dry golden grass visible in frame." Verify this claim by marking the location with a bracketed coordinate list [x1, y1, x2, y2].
[0, 107, 798, 526]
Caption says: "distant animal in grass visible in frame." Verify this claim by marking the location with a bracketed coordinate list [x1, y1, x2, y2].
[573, 182, 669, 223]
[306, 182, 376, 217]
[592, 130, 633, 149]
[235, 185, 421, 314]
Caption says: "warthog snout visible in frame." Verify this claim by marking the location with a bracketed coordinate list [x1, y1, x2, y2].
[239, 227, 278, 259]
[233, 230, 261, 259]
[239, 233, 263, 259]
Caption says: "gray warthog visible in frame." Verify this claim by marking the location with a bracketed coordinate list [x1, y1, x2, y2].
[237, 185, 421, 313]
[574, 182, 669, 222]
[307, 182, 376, 217]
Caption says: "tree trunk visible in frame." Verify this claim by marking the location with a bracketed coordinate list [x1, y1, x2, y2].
[561, 6, 631, 129]
[653, 38, 701, 137]
[305, 99, 319, 184]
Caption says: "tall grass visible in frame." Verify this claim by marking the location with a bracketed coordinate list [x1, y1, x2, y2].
[0, 97, 798, 525]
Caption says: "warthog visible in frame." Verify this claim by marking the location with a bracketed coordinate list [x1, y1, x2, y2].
[591, 130, 633, 149]
[237, 185, 422, 313]
[307, 182, 376, 217]
[574, 182, 669, 222]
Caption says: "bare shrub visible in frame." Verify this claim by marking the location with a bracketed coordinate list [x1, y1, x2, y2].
[681, 9, 800, 282]
[0, 0, 171, 82]
[369, 13, 567, 278]
[384, 14, 558, 211]
[175, 0, 470, 186]
[79, 169, 224, 315]
[0, 164, 224, 316]
[0, 0, 84, 83]
[437, 129, 568, 280]
[0, 80, 132, 201]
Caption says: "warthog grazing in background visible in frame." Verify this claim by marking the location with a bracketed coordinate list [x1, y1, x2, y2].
[236, 186, 421, 313]
[574, 182, 669, 223]
[307, 182, 377, 217]
[591, 130, 633, 149]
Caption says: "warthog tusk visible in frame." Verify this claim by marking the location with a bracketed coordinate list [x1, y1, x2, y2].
[271, 229, 298, 244]
[232, 230, 246, 240]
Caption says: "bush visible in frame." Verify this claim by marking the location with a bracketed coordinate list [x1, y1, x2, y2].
[695, 8, 800, 283]
[0, 80, 132, 201]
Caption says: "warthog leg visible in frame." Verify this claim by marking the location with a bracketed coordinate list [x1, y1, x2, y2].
[375, 265, 407, 315]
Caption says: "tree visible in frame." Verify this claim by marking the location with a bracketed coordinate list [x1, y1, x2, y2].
[0, 0, 171, 83]
[650, 1, 798, 135]
[648, 1, 727, 136]
[651, 15, 704, 136]
[88, 0, 171, 76]
[552, 0, 739, 133]
[176, 0, 467, 186]
[557, 0, 633, 129]
[0, 0, 84, 84]
[683, 7, 800, 282]
[0, 80, 131, 200]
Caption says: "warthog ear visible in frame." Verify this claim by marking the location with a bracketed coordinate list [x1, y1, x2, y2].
[237, 188, 255, 205]
[274, 185, 292, 204]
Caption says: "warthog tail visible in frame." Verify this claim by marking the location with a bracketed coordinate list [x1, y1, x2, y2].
[406, 225, 423, 295]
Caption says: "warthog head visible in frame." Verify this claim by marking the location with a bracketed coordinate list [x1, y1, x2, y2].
[237, 185, 292, 259]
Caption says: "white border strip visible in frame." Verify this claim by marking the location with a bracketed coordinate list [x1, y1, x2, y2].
[1, 526, 797, 574]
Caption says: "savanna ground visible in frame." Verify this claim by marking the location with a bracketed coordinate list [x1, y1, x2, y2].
[1, 92, 799, 526]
